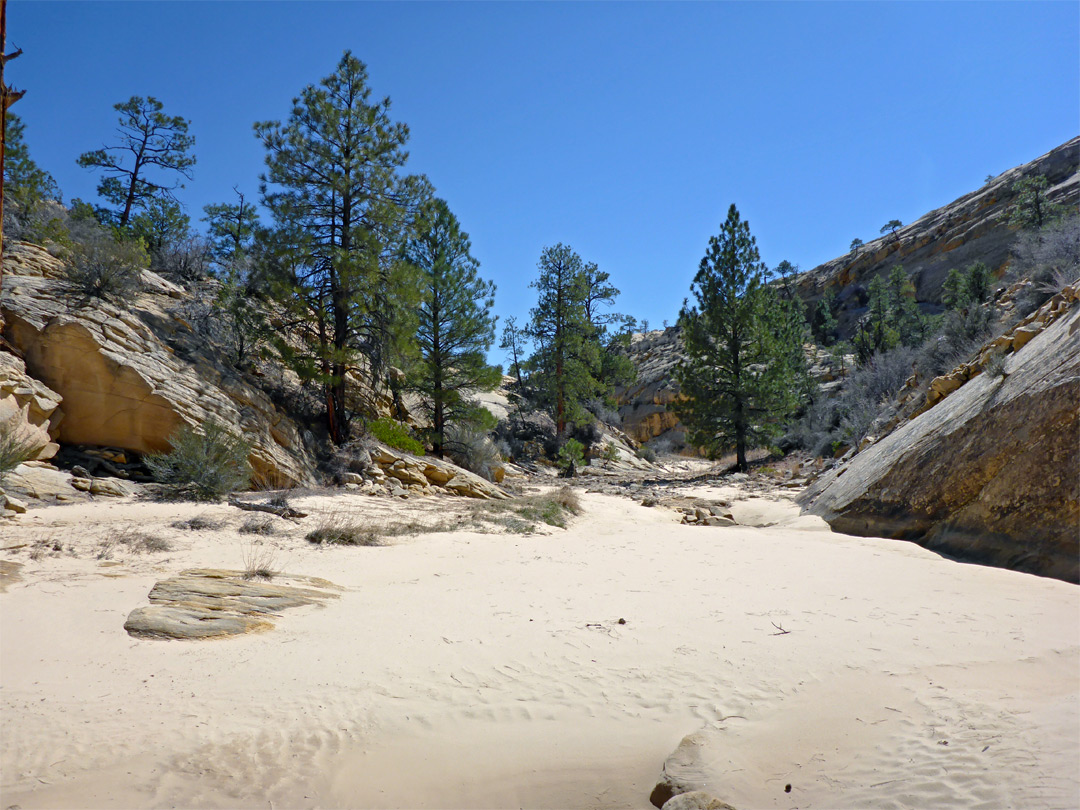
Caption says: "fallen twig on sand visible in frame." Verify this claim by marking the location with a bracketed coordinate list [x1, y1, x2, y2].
[771, 621, 791, 635]
[228, 498, 307, 521]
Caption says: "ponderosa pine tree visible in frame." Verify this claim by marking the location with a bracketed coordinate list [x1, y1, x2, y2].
[77, 96, 195, 227]
[405, 198, 500, 458]
[255, 51, 430, 443]
[203, 188, 258, 263]
[673, 204, 806, 471]
[526, 243, 602, 436]
[4, 111, 59, 210]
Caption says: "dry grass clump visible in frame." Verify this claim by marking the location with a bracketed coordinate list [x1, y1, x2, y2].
[306, 512, 383, 546]
[97, 526, 172, 558]
[240, 540, 278, 580]
[469, 486, 583, 532]
[239, 515, 278, 536]
[170, 514, 226, 531]
[29, 534, 67, 560]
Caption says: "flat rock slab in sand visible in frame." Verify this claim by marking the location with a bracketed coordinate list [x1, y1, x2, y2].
[124, 568, 340, 640]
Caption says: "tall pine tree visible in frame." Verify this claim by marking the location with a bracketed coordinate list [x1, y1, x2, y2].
[674, 204, 806, 470]
[405, 198, 500, 458]
[255, 51, 430, 443]
[527, 243, 604, 436]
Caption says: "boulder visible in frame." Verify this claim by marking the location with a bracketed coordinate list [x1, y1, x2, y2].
[124, 568, 340, 640]
[662, 792, 737, 810]
[650, 731, 719, 808]
[0, 350, 62, 461]
[371, 444, 511, 500]
[1, 245, 317, 488]
[801, 304, 1080, 583]
[2, 462, 81, 503]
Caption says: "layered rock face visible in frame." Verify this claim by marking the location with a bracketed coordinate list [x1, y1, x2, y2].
[801, 301, 1080, 583]
[795, 136, 1079, 335]
[615, 326, 688, 449]
[1, 242, 318, 487]
[0, 351, 62, 461]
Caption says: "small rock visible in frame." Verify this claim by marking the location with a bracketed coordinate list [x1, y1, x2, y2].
[703, 516, 736, 527]
[342, 472, 364, 485]
[71, 477, 92, 491]
[3, 494, 27, 514]
[89, 477, 132, 497]
[662, 792, 737, 810]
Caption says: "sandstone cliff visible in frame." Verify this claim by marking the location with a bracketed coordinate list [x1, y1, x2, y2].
[800, 298, 1079, 583]
[795, 136, 1079, 335]
[0, 242, 318, 487]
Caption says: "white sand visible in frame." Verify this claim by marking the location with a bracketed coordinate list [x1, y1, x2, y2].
[1, 488, 1077, 809]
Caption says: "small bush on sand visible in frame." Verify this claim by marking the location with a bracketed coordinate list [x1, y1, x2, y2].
[144, 419, 252, 502]
[239, 515, 278, 536]
[171, 514, 226, 531]
[240, 540, 278, 580]
[368, 418, 425, 456]
[306, 512, 383, 546]
[983, 350, 1009, 380]
[98, 526, 172, 558]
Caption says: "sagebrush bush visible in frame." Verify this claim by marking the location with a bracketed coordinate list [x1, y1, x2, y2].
[368, 418, 425, 456]
[170, 514, 226, 531]
[445, 423, 502, 481]
[144, 419, 252, 501]
[635, 445, 657, 463]
[239, 515, 278, 536]
[62, 232, 148, 303]
[0, 420, 37, 481]
[305, 512, 382, 546]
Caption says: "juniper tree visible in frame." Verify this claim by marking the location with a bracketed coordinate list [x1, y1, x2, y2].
[880, 219, 902, 240]
[255, 51, 430, 443]
[77, 96, 195, 227]
[673, 204, 807, 471]
[405, 198, 500, 458]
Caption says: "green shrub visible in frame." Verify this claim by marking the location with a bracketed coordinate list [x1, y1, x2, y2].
[0, 420, 37, 482]
[61, 232, 148, 303]
[635, 445, 657, 463]
[368, 418, 425, 456]
[144, 419, 252, 501]
[557, 438, 584, 473]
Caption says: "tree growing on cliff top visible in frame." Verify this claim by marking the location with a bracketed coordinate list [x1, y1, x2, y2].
[405, 198, 500, 459]
[1008, 175, 1065, 231]
[255, 51, 430, 444]
[673, 204, 807, 471]
[880, 219, 902, 240]
[77, 96, 195, 227]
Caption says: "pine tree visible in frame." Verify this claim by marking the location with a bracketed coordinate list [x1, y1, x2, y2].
[4, 111, 59, 209]
[255, 51, 430, 443]
[203, 188, 258, 263]
[76, 96, 195, 227]
[1008, 175, 1065, 230]
[673, 204, 806, 470]
[527, 243, 601, 436]
[810, 287, 838, 345]
[405, 198, 500, 458]
[886, 265, 925, 346]
[853, 275, 898, 363]
[499, 315, 527, 392]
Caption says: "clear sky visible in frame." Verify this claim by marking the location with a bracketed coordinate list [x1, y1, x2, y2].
[8, 1, 1079, 355]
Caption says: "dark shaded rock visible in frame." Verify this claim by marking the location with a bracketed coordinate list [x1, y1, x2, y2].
[801, 304, 1079, 583]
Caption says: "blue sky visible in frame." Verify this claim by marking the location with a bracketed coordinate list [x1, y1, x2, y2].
[8, 1, 1079, 356]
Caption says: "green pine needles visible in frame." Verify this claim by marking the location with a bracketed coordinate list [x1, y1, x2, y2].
[673, 204, 808, 470]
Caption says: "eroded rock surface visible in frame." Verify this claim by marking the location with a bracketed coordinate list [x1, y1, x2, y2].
[801, 303, 1080, 583]
[1, 243, 317, 487]
[124, 568, 341, 640]
[795, 136, 1079, 336]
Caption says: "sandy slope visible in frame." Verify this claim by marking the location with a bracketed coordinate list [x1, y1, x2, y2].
[0, 486, 1076, 809]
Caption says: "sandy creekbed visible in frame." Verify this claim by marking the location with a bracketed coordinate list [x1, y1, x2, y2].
[1, 485, 1077, 809]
